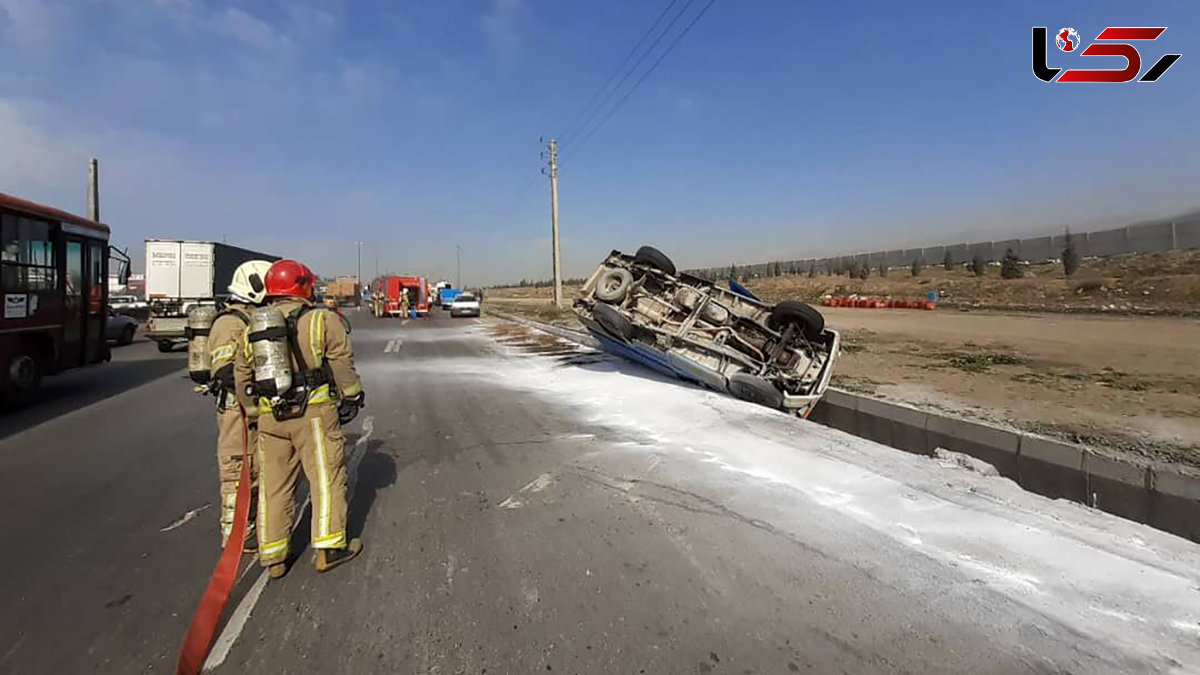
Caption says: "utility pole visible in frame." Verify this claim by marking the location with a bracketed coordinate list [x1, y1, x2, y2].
[456, 244, 462, 289]
[87, 158, 100, 222]
[543, 138, 563, 309]
[356, 241, 362, 308]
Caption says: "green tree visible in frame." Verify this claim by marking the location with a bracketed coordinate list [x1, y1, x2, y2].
[878, 262, 888, 277]
[911, 257, 924, 277]
[1000, 248, 1023, 279]
[943, 249, 955, 270]
[971, 254, 986, 277]
[1062, 227, 1080, 276]
[808, 261, 817, 278]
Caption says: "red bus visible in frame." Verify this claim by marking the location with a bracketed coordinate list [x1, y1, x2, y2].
[0, 192, 130, 405]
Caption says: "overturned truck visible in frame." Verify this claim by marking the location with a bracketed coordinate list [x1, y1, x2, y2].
[573, 247, 840, 417]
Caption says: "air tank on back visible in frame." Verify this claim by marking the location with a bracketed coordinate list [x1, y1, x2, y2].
[186, 305, 219, 384]
[249, 306, 293, 398]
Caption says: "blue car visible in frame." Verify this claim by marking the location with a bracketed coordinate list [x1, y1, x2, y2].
[573, 247, 840, 417]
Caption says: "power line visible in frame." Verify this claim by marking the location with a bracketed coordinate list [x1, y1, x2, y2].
[561, 0, 700, 148]
[556, 0, 683, 145]
[566, 0, 719, 160]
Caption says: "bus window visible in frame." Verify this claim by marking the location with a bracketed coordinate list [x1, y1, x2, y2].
[0, 213, 57, 294]
[2, 214, 56, 287]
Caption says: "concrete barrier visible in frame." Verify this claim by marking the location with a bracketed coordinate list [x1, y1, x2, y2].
[490, 312, 1200, 544]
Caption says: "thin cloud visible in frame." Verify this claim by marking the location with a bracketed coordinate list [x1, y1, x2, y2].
[481, 0, 527, 53]
[0, 0, 68, 55]
[215, 7, 292, 51]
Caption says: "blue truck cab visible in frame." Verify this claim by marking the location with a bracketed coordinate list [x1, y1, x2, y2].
[438, 287, 462, 309]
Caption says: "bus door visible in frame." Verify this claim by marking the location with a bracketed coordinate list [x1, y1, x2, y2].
[84, 240, 106, 363]
[62, 238, 85, 367]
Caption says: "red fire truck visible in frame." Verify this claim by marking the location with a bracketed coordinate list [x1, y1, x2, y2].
[0, 192, 130, 405]
[378, 275, 430, 317]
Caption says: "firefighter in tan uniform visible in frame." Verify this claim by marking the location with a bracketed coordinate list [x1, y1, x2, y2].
[234, 259, 366, 578]
[188, 260, 273, 552]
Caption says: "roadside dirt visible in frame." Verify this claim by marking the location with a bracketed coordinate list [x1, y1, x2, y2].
[823, 308, 1200, 469]
[486, 287, 1200, 470]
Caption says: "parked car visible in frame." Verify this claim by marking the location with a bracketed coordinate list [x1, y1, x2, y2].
[110, 294, 149, 321]
[572, 246, 840, 417]
[110, 294, 146, 311]
[106, 310, 139, 346]
[449, 293, 481, 318]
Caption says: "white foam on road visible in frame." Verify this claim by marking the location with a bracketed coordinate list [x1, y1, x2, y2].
[425, 341, 1200, 671]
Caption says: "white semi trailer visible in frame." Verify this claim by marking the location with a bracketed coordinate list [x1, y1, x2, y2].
[143, 240, 279, 352]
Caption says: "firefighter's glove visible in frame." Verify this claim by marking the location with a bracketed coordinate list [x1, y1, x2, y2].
[338, 392, 365, 426]
[214, 364, 236, 392]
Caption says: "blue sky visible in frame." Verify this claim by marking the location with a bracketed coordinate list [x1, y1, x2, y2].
[1, 0, 1197, 284]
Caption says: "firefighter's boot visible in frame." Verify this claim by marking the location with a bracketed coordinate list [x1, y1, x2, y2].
[315, 539, 363, 573]
[242, 522, 258, 555]
[267, 562, 288, 579]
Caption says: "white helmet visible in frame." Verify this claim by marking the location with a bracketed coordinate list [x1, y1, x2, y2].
[228, 260, 274, 305]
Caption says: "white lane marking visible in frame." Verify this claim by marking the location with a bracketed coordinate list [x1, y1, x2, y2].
[400, 319, 410, 326]
[383, 338, 404, 353]
[160, 503, 211, 532]
[204, 571, 268, 668]
[203, 415, 375, 672]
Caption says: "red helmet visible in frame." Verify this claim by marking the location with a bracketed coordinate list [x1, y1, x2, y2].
[264, 260, 315, 299]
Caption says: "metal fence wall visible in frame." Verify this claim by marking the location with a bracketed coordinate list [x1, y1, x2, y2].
[690, 217, 1200, 278]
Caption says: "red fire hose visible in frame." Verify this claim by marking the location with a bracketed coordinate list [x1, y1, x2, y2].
[175, 413, 253, 675]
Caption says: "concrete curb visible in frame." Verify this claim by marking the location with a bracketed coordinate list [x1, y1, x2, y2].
[806, 384, 1200, 544]
[488, 310, 1200, 544]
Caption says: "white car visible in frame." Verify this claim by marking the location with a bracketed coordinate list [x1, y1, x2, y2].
[449, 293, 480, 318]
[110, 295, 147, 312]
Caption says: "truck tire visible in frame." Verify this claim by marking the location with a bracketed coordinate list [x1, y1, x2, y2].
[594, 267, 633, 303]
[767, 301, 825, 340]
[727, 372, 783, 410]
[118, 324, 136, 346]
[592, 303, 634, 341]
[157, 340, 175, 353]
[633, 246, 676, 276]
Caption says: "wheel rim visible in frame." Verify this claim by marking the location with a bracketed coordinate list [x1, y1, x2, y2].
[9, 355, 37, 389]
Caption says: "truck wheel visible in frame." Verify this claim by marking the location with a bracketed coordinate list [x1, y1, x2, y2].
[3, 350, 42, 407]
[594, 267, 633, 303]
[633, 246, 676, 277]
[157, 340, 175, 353]
[727, 372, 783, 409]
[767, 301, 825, 340]
[592, 303, 634, 341]
[119, 325, 136, 346]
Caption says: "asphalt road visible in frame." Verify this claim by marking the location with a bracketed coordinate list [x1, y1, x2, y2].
[1, 311, 1197, 674]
